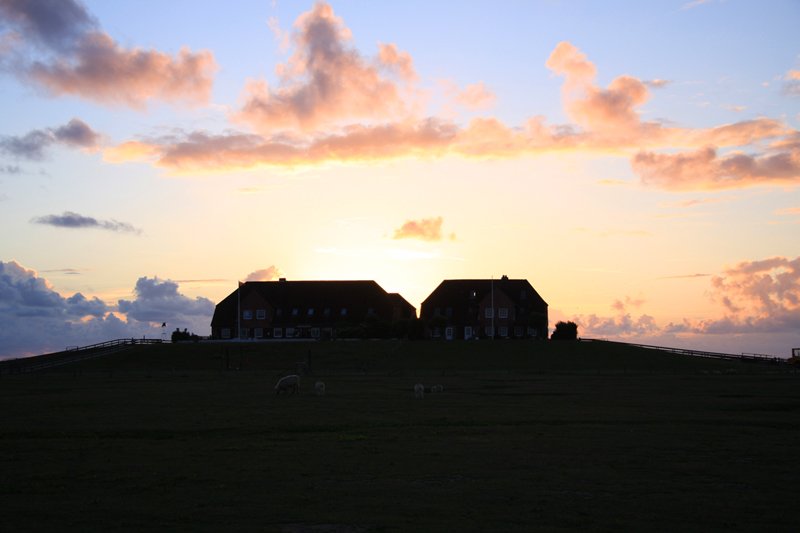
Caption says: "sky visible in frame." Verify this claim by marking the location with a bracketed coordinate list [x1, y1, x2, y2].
[1, 0, 799, 359]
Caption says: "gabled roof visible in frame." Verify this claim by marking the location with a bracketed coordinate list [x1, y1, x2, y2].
[212, 280, 415, 326]
[421, 278, 547, 312]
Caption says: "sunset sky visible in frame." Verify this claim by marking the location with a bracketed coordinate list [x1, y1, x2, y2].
[1, 0, 799, 359]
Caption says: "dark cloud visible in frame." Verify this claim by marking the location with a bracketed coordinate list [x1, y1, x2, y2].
[52, 118, 100, 148]
[118, 276, 214, 324]
[0, 0, 95, 51]
[0, 0, 215, 108]
[0, 118, 99, 160]
[0, 262, 214, 359]
[0, 164, 22, 174]
[0, 129, 53, 160]
[31, 211, 140, 234]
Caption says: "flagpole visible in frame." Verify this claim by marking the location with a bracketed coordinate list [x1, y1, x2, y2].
[491, 275, 494, 340]
[237, 281, 241, 340]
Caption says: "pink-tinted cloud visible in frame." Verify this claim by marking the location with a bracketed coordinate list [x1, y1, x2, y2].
[1, 0, 216, 108]
[29, 33, 216, 108]
[245, 266, 283, 282]
[631, 144, 800, 191]
[453, 82, 496, 110]
[235, 3, 415, 133]
[104, 33, 797, 191]
[785, 69, 800, 96]
[393, 217, 449, 242]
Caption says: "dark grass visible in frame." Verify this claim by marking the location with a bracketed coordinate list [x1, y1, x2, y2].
[1, 341, 798, 532]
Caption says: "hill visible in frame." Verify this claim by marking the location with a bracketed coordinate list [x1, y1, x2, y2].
[2, 340, 798, 531]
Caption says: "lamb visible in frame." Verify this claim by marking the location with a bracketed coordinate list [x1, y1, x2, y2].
[315, 381, 326, 396]
[274, 374, 300, 395]
[430, 384, 444, 393]
[414, 383, 424, 399]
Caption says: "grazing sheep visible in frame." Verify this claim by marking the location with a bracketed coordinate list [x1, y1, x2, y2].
[274, 374, 300, 395]
[431, 384, 444, 393]
[315, 381, 326, 396]
[414, 383, 424, 399]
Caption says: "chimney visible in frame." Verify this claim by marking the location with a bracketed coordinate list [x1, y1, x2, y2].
[501, 275, 509, 281]
[279, 277, 287, 282]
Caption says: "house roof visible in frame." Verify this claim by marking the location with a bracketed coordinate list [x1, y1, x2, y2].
[212, 280, 415, 326]
[420, 278, 547, 317]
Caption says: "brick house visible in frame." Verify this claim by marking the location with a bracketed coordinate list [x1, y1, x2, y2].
[211, 279, 416, 340]
[420, 275, 548, 340]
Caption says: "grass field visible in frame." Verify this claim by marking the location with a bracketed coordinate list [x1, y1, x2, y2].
[1, 340, 798, 532]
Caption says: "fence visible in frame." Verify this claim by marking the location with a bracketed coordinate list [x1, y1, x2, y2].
[0, 338, 162, 375]
[580, 338, 784, 363]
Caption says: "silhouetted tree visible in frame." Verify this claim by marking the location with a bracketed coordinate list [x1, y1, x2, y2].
[171, 328, 200, 343]
[551, 321, 578, 340]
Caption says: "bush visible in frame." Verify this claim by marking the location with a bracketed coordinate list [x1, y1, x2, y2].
[551, 321, 578, 340]
[171, 328, 200, 343]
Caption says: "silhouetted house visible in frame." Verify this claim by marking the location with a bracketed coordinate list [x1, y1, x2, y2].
[420, 275, 548, 340]
[211, 279, 416, 340]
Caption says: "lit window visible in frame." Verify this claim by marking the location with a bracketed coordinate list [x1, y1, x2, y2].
[499, 308, 508, 319]
[485, 308, 494, 319]
[243, 309, 253, 320]
[256, 309, 266, 320]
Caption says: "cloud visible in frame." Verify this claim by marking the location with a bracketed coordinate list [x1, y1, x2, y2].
[1, 0, 216, 108]
[644, 79, 671, 88]
[245, 266, 282, 281]
[631, 144, 800, 191]
[117, 276, 215, 325]
[393, 216, 453, 242]
[784, 69, 800, 96]
[102, 28, 797, 192]
[0, 261, 217, 359]
[0, 0, 95, 51]
[775, 207, 800, 216]
[31, 211, 141, 234]
[451, 82, 496, 110]
[0, 164, 22, 174]
[0, 118, 100, 160]
[234, 2, 415, 133]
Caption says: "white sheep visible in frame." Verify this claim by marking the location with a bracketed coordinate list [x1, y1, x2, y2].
[315, 381, 326, 396]
[414, 383, 424, 399]
[431, 384, 444, 393]
[274, 374, 300, 395]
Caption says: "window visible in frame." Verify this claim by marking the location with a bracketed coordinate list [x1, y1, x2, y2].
[255, 327, 264, 338]
[514, 326, 524, 338]
[432, 327, 441, 338]
[256, 309, 266, 320]
[307, 308, 315, 316]
[499, 307, 508, 319]
[499, 326, 508, 338]
[464, 326, 473, 340]
[470, 290, 477, 299]
[292, 308, 299, 316]
[240, 328, 249, 338]
[242, 309, 253, 320]
[446, 307, 453, 318]
[445, 327, 454, 340]
[367, 307, 375, 316]
[221, 328, 231, 339]
[484, 326, 494, 337]
[434, 307, 441, 316]
[340, 307, 347, 316]
[273, 327, 283, 338]
[311, 328, 320, 338]
[484, 307, 494, 319]
[285, 327, 295, 337]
